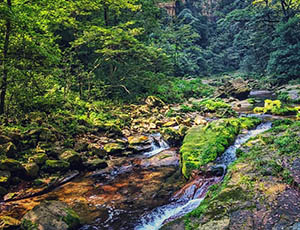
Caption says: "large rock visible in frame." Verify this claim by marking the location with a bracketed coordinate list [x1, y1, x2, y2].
[59, 150, 82, 169]
[23, 162, 39, 179]
[0, 142, 17, 158]
[29, 153, 48, 165]
[217, 78, 250, 100]
[21, 201, 80, 230]
[103, 143, 124, 155]
[0, 159, 25, 174]
[128, 135, 149, 145]
[83, 157, 108, 170]
[43, 160, 70, 172]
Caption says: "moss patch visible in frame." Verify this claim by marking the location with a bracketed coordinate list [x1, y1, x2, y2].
[180, 117, 260, 178]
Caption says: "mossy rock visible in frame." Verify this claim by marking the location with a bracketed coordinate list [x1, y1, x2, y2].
[103, 143, 124, 154]
[59, 150, 82, 168]
[128, 135, 149, 145]
[83, 157, 108, 170]
[0, 215, 21, 229]
[0, 159, 25, 174]
[0, 170, 11, 185]
[43, 160, 70, 172]
[23, 162, 39, 179]
[161, 127, 184, 146]
[21, 201, 80, 230]
[29, 153, 48, 165]
[180, 117, 260, 178]
[0, 142, 17, 158]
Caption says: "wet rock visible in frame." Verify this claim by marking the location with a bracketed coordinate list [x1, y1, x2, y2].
[128, 144, 152, 153]
[103, 143, 124, 155]
[21, 201, 80, 230]
[145, 96, 165, 108]
[83, 157, 108, 170]
[43, 160, 70, 172]
[29, 153, 48, 165]
[0, 216, 21, 229]
[161, 127, 183, 146]
[128, 135, 149, 145]
[140, 150, 179, 167]
[232, 100, 254, 112]
[0, 142, 17, 158]
[87, 144, 106, 158]
[59, 150, 82, 169]
[199, 218, 230, 230]
[23, 162, 39, 178]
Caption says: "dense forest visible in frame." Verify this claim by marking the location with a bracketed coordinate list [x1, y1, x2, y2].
[0, 0, 300, 229]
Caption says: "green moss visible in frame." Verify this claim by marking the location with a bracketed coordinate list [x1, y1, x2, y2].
[180, 117, 260, 178]
[254, 99, 298, 115]
[21, 219, 38, 230]
[43, 160, 70, 172]
[63, 208, 80, 229]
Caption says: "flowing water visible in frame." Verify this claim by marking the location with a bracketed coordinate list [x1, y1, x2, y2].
[1, 121, 273, 230]
[134, 121, 272, 230]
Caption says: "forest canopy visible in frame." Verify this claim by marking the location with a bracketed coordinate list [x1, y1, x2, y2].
[0, 0, 300, 116]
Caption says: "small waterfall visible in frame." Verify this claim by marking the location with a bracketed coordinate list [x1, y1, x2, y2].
[143, 133, 169, 158]
[135, 122, 272, 230]
[216, 121, 272, 166]
[134, 199, 203, 230]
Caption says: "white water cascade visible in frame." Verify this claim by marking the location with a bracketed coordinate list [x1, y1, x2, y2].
[135, 122, 272, 230]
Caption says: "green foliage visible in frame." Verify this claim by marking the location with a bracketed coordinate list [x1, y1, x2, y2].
[155, 78, 214, 103]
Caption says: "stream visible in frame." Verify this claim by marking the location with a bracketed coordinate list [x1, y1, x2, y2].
[134, 120, 272, 230]
[1, 117, 273, 230]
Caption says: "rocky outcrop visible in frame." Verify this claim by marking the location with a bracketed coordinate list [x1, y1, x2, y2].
[21, 201, 80, 230]
[216, 78, 250, 100]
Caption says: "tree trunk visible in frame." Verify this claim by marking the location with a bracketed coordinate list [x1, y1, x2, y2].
[0, 0, 12, 114]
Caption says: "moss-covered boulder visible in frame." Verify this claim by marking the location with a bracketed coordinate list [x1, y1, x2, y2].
[171, 120, 300, 230]
[0, 170, 11, 185]
[103, 143, 124, 155]
[180, 117, 260, 178]
[83, 157, 108, 170]
[21, 201, 80, 230]
[43, 160, 70, 172]
[0, 142, 17, 157]
[0, 216, 21, 229]
[29, 153, 48, 165]
[0, 159, 25, 174]
[23, 162, 39, 179]
[59, 150, 82, 169]
[254, 99, 298, 115]
[128, 135, 149, 145]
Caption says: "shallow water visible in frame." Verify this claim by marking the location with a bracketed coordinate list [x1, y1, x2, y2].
[134, 121, 272, 230]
